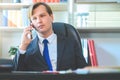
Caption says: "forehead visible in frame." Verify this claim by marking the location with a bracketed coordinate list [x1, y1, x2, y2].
[32, 5, 47, 14]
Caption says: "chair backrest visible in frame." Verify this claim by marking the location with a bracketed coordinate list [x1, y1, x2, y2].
[52, 22, 82, 46]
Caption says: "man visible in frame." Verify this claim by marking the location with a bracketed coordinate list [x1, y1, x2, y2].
[13, 2, 88, 71]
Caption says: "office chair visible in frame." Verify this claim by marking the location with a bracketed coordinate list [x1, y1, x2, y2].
[53, 22, 97, 67]
[52, 22, 82, 48]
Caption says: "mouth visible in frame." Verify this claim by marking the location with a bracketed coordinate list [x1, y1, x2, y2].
[38, 25, 44, 29]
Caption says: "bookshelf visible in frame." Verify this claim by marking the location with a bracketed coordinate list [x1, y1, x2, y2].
[77, 28, 120, 67]
[0, 2, 68, 27]
[0, 27, 24, 32]
[77, 27, 120, 33]
[0, 3, 67, 11]
[0, 3, 30, 9]
[73, 0, 120, 67]
[0, 1, 68, 59]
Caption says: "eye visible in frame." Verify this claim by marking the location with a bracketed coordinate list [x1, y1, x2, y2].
[31, 17, 37, 21]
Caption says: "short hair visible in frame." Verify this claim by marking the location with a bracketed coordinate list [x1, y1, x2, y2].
[28, 2, 53, 20]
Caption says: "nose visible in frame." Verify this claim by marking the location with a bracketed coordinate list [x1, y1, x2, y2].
[36, 17, 42, 23]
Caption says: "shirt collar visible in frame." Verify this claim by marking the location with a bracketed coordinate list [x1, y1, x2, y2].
[37, 33, 56, 44]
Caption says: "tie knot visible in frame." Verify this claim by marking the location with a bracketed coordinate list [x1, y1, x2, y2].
[43, 39, 48, 44]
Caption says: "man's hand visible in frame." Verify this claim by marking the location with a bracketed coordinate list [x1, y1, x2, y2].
[19, 26, 33, 50]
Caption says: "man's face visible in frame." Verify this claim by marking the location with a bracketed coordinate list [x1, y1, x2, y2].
[30, 5, 53, 36]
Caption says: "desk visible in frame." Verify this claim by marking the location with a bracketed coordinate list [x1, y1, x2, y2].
[0, 71, 120, 80]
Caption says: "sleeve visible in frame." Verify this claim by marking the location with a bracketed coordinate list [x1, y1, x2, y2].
[13, 49, 26, 71]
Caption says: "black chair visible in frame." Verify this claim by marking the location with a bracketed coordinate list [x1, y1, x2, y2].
[52, 22, 82, 47]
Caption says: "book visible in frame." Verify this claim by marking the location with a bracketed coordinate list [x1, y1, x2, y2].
[16, 10, 22, 27]
[12, 0, 21, 3]
[81, 39, 88, 63]
[87, 39, 98, 66]
[21, 8, 30, 27]
[2, 10, 8, 26]
[20, 0, 33, 4]
[60, 0, 67, 2]
[32, 0, 37, 3]
[8, 10, 17, 27]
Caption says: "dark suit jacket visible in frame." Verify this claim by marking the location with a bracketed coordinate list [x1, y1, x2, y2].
[13, 22, 88, 71]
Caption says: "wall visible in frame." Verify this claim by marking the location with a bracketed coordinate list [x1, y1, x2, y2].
[0, 30, 22, 58]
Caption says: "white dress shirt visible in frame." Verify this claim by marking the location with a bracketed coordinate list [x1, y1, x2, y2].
[38, 33, 57, 71]
[19, 32, 57, 71]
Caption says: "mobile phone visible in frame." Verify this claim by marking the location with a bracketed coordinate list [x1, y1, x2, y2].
[27, 23, 34, 39]
[27, 30, 33, 39]
[30, 23, 35, 28]
[30, 30, 33, 39]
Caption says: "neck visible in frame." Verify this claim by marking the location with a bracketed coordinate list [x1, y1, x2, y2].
[39, 30, 53, 38]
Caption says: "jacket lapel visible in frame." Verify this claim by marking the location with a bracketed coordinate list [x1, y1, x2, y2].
[57, 34, 66, 69]
[32, 32, 67, 69]
[32, 36, 46, 65]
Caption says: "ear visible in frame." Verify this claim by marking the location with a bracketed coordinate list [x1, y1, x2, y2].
[50, 14, 54, 22]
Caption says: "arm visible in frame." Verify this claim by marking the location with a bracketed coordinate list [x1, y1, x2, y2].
[13, 26, 33, 71]
[13, 50, 26, 71]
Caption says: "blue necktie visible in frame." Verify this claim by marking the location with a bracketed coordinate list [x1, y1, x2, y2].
[43, 39, 53, 71]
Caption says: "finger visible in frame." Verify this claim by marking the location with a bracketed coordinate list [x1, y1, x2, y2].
[27, 34, 32, 39]
[24, 26, 33, 32]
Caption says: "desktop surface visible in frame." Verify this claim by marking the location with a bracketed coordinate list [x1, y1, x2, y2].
[0, 69, 120, 80]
